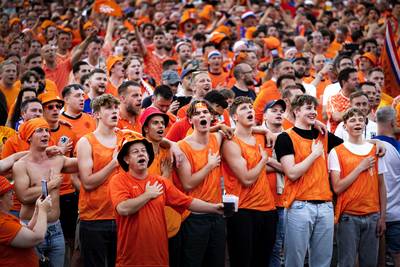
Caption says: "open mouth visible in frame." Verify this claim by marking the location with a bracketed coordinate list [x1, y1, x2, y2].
[111, 115, 118, 120]
[200, 119, 207, 126]
[247, 114, 254, 120]
[138, 158, 146, 164]
[157, 130, 164, 135]
[354, 127, 363, 131]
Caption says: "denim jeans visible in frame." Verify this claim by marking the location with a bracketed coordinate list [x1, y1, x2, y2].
[269, 207, 285, 267]
[337, 213, 380, 267]
[36, 220, 65, 267]
[284, 201, 334, 267]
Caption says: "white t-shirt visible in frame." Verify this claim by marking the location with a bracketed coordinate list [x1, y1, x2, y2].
[334, 119, 377, 141]
[322, 82, 341, 106]
[303, 82, 316, 97]
[379, 140, 400, 222]
[328, 142, 387, 174]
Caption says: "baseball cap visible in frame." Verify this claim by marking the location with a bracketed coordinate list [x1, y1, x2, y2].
[264, 99, 286, 113]
[162, 70, 181, 85]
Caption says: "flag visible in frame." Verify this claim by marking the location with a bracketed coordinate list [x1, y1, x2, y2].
[93, 0, 123, 17]
[381, 22, 400, 98]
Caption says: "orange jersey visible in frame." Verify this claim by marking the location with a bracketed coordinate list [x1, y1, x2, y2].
[254, 80, 279, 124]
[60, 112, 96, 140]
[109, 172, 193, 267]
[222, 134, 276, 211]
[0, 83, 20, 111]
[283, 129, 332, 208]
[0, 212, 38, 267]
[334, 144, 380, 223]
[50, 124, 78, 196]
[208, 71, 229, 89]
[43, 60, 72, 96]
[106, 81, 119, 97]
[78, 132, 120, 220]
[117, 115, 142, 134]
[177, 134, 222, 204]
[177, 104, 189, 120]
[147, 146, 182, 238]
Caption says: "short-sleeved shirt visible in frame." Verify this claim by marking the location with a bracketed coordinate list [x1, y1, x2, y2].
[109, 172, 193, 266]
[0, 211, 39, 267]
[231, 85, 256, 100]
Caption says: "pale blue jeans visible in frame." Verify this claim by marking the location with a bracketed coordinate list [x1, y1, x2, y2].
[284, 200, 334, 267]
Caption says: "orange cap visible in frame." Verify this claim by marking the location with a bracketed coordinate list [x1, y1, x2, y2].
[360, 52, 377, 66]
[106, 55, 123, 75]
[245, 27, 257, 40]
[19, 118, 49, 142]
[198, 4, 214, 21]
[179, 9, 197, 29]
[214, 25, 231, 36]
[41, 20, 56, 30]
[57, 26, 72, 33]
[263, 37, 281, 50]
[83, 21, 94, 30]
[209, 32, 228, 45]
[9, 18, 21, 26]
[38, 92, 64, 106]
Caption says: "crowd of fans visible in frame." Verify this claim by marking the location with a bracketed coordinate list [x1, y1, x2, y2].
[0, 0, 400, 266]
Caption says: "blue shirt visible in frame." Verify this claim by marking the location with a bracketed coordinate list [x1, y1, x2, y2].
[373, 135, 400, 154]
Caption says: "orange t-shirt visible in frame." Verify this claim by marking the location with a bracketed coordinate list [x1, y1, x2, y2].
[0, 82, 20, 111]
[208, 71, 229, 89]
[283, 129, 332, 208]
[43, 59, 72, 96]
[109, 172, 193, 267]
[303, 76, 331, 122]
[222, 134, 276, 211]
[254, 80, 279, 124]
[50, 124, 78, 196]
[165, 117, 191, 142]
[117, 115, 142, 134]
[0, 212, 38, 267]
[333, 144, 380, 223]
[177, 104, 189, 120]
[60, 112, 96, 140]
[147, 146, 182, 238]
[396, 102, 400, 128]
[78, 132, 120, 221]
[177, 134, 222, 204]
[106, 80, 119, 97]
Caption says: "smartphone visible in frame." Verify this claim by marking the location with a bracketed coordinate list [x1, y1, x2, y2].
[41, 179, 48, 199]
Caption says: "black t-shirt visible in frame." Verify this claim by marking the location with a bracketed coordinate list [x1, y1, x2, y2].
[274, 127, 343, 161]
[231, 85, 256, 100]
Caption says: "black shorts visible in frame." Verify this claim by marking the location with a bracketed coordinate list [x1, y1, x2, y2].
[59, 192, 79, 240]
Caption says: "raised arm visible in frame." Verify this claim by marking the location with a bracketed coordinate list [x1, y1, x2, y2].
[71, 30, 97, 66]
[222, 139, 268, 187]
[76, 137, 118, 191]
[11, 196, 51, 248]
[0, 151, 28, 174]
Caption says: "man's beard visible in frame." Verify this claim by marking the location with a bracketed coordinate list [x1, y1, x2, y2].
[244, 78, 254, 86]
[295, 70, 304, 79]
[126, 105, 140, 116]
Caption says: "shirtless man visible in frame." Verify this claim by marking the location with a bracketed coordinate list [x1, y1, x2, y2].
[12, 117, 78, 267]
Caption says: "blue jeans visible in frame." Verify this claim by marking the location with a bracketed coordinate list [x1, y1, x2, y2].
[36, 220, 65, 267]
[337, 213, 380, 267]
[269, 207, 285, 267]
[284, 201, 334, 267]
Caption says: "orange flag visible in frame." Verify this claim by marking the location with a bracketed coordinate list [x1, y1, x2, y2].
[93, 0, 123, 17]
[381, 22, 400, 98]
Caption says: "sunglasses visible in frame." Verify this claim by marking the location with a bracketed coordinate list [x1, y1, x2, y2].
[45, 103, 63, 110]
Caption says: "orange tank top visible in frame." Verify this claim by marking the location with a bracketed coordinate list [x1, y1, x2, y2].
[78, 132, 119, 220]
[177, 134, 222, 204]
[222, 134, 276, 211]
[283, 129, 332, 208]
[334, 144, 380, 223]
